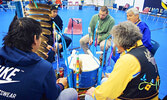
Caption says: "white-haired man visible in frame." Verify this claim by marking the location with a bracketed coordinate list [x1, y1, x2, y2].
[126, 8, 153, 54]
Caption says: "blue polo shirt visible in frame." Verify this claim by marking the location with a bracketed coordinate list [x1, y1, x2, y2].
[136, 21, 153, 51]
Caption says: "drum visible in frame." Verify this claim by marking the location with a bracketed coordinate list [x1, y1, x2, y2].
[68, 54, 100, 88]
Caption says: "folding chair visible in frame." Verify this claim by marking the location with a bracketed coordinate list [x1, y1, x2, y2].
[141, 7, 150, 14]
[62, 0, 68, 9]
[64, 18, 83, 50]
[75, 1, 79, 6]
[67, 1, 73, 9]
[136, 7, 139, 11]
[150, 39, 160, 56]
[122, 3, 130, 11]
[112, 3, 118, 12]
[7, 1, 16, 11]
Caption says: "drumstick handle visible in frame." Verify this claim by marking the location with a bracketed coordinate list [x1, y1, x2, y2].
[87, 49, 93, 56]
[88, 27, 92, 44]
[88, 27, 91, 34]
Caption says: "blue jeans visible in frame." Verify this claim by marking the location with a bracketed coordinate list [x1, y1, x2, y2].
[57, 88, 78, 100]
[85, 94, 94, 100]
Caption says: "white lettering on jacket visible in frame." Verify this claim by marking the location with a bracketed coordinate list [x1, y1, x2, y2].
[0, 65, 22, 84]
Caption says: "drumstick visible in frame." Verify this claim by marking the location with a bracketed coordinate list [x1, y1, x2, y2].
[88, 27, 91, 48]
[52, 23, 60, 75]
[113, 45, 116, 56]
[94, 20, 99, 52]
[87, 49, 93, 56]
[97, 35, 112, 86]
[87, 49, 100, 65]
[107, 47, 114, 66]
[95, 29, 98, 47]
[78, 94, 85, 97]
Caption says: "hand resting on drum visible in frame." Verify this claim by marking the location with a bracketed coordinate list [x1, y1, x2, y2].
[86, 87, 95, 96]
[56, 77, 68, 87]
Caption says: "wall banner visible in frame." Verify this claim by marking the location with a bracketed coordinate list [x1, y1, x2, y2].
[143, 0, 166, 13]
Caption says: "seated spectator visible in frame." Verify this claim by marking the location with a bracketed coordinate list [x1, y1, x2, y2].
[80, 6, 115, 66]
[45, 5, 72, 62]
[126, 8, 153, 53]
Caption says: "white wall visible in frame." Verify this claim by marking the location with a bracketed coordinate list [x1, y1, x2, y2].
[83, 0, 145, 11]
[66, 0, 82, 5]
[84, 0, 95, 5]
[115, 0, 133, 7]
[84, 0, 104, 6]
[134, 0, 145, 12]
[115, 0, 145, 12]
[98, 0, 104, 6]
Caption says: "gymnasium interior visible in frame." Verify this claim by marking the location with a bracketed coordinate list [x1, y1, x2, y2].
[0, 0, 167, 99]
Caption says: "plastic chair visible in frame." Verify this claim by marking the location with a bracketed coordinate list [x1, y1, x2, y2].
[141, 7, 150, 14]
[136, 7, 139, 10]
[64, 18, 83, 50]
[147, 8, 159, 21]
[75, 1, 79, 6]
[112, 3, 118, 12]
[122, 3, 130, 11]
[67, 1, 74, 9]
[0, 0, 2, 4]
[124, 3, 129, 8]
[7, 1, 16, 11]
[150, 39, 160, 56]
[157, 10, 167, 23]
[68, 1, 73, 6]
[62, 0, 68, 9]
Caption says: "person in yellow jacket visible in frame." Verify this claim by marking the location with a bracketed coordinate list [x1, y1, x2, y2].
[85, 21, 160, 100]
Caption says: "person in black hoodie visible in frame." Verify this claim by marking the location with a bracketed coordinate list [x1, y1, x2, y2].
[0, 16, 77, 100]
[45, 5, 72, 63]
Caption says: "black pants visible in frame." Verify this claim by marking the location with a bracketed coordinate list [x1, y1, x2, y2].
[58, 34, 72, 53]
[46, 34, 72, 63]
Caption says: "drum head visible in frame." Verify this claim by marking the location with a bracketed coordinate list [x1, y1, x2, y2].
[68, 54, 100, 72]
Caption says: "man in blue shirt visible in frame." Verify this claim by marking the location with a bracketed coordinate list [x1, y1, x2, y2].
[126, 8, 153, 52]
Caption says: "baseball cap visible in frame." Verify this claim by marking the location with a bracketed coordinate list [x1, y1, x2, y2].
[51, 5, 58, 10]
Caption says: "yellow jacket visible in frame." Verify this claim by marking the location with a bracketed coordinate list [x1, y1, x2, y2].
[92, 40, 158, 100]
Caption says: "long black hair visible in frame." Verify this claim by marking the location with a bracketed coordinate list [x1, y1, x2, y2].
[3, 14, 42, 52]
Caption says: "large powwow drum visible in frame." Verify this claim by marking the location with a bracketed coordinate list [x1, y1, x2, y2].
[68, 54, 100, 88]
